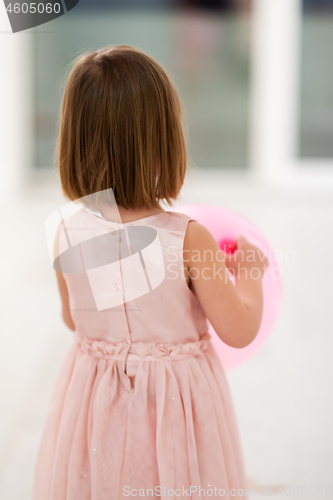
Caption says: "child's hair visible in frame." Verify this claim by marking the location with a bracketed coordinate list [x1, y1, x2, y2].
[57, 45, 187, 209]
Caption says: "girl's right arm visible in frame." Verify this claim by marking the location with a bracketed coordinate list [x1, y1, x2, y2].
[183, 221, 269, 349]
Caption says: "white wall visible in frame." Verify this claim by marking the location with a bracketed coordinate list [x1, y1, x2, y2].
[0, 2, 33, 199]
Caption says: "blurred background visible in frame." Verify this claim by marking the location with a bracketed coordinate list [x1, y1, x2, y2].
[0, 0, 333, 498]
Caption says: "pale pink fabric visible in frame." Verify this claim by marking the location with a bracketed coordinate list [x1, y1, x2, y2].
[33, 207, 249, 499]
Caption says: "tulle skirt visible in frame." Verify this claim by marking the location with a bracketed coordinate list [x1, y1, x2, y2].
[33, 335, 248, 500]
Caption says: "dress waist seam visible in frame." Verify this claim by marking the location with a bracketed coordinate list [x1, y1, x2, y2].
[73, 331, 211, 360]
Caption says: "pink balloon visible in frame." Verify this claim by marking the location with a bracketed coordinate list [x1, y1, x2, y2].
[169, 203, 283, 371]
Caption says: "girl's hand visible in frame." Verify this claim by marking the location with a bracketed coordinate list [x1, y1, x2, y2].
[223, 235, 269, 280]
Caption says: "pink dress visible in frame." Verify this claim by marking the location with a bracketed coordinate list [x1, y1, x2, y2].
[33, 206, 249, 499]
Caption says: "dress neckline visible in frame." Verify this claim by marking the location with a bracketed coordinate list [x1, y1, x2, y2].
[81, 204, 170, 224]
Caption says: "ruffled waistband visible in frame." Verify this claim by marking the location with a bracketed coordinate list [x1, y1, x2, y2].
[73, 331, 211, 361]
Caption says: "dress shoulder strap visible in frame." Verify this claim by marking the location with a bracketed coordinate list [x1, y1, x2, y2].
[165, 210, 197, 236]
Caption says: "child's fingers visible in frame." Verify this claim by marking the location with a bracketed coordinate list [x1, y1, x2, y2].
[224, 249, 243, 266]
[235, 235, 247, 250]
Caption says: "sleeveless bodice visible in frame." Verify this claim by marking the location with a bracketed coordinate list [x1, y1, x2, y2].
[58, 205, 210, 355]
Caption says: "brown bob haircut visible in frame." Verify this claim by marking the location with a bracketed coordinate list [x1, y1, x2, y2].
[57, 45, 187, 209]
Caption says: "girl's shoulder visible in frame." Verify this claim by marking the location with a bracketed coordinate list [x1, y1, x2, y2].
[166, 211, 210, 240]
[163, 210, 197, 232]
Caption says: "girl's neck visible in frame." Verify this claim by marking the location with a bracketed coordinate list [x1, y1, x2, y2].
[97, 203, 166, 223]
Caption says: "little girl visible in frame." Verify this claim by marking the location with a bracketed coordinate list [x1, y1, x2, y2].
[33, 45, 268, 500]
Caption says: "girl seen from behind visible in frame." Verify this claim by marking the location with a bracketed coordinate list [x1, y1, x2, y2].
[33, 45, 268, 500]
